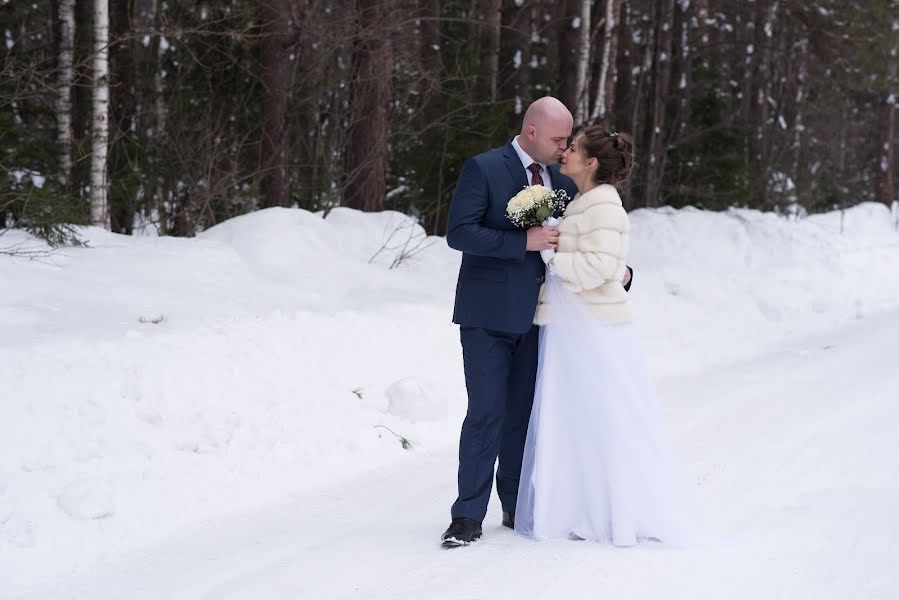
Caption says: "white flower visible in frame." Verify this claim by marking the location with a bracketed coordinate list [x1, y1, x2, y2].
[505, 185, 568, 229]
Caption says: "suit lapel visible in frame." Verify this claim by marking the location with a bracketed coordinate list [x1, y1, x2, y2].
[547, 164, 562, 191]
[502, 142, 529, 193]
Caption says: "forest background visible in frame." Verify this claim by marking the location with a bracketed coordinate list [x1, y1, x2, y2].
[1, 0, 896, 241]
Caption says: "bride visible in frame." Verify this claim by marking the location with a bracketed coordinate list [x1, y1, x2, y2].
[514, 125, 706, 546]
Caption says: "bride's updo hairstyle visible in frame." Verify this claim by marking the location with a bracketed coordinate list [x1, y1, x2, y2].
[579, 125, 635, 186]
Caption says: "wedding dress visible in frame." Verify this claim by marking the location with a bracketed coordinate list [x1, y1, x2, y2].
[515, 272, 707, 546]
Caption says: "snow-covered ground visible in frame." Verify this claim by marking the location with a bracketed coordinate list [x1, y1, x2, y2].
[2, 203, 898, 599]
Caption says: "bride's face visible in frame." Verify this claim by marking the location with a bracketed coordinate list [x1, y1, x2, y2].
[559, 135, 594, 179]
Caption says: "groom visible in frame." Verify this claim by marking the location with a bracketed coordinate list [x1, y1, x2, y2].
[441, 97, 632, 547]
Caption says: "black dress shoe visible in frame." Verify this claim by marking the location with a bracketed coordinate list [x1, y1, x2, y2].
[441, 517, 482, 547]
[502, 511, 515, 529]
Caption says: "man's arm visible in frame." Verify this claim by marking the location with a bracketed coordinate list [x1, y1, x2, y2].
[445, 158, 527, 261]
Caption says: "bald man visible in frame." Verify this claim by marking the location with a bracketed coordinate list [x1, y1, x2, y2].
[441, 98, 633, 547]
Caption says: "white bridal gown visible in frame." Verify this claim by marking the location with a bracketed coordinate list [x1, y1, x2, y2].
[515, 272, 707, 546]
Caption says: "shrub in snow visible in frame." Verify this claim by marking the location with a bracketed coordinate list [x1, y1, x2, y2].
[374, 425, 414, 450]
[385, 377, 447, 422]
[57, 479, 115, 520]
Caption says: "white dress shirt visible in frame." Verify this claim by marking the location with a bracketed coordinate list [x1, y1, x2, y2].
[512, 136, 554, 190]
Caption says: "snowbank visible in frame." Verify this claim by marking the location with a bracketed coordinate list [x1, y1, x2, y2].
[1, 202, 898, 592]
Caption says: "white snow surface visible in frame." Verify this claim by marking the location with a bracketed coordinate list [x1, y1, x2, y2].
[384, 377, 447, 423]
[2, 203, 899, 599]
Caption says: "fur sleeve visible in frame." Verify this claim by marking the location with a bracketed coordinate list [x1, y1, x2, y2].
[552, 203, 628, 291]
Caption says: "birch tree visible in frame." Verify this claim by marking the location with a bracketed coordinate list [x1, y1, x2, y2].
[573, 0, 592, 124]
[90, 0, 109, 228]
[590, 0, 623, 123]
[56, 0, 75, 187]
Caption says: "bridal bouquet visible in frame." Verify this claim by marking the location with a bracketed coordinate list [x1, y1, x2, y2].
[505, 185, 567, 228]
[506, 185, 569, 264]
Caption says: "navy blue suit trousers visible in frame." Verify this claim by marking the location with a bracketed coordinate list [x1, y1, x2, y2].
[446, 142, 577, 522]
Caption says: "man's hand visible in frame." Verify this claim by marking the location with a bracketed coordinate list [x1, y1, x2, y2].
[526, 225, 559, 251]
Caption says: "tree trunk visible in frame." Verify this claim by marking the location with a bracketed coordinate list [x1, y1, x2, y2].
[108, 0, 137, 234]
[624, 1, 654, 210]
[419, 0, 446, 233]
[694, 0, 708, 65]
[136, 0, 168, 233]
[674, 0, 691, 137]
[879, 54, 897, 206]
[791, 38, 808, 209]
[90, 0, 110, 228]
[753, 0, 779, 209]
[72, 0, 95, 199]
[292, 0, 329, 212]
[613, 0, 633, 127]
[479, 0, 501, 101]
[146, 0, 166, 136]
[259, 0, 295, 208]
[555, 1, 578, 114]
[500, 0, 532, 120]
[739, 0, 756, 175]
[420, 0, 442, 116]
[838, 106, 847, 194]
[590, 0, 622, 123]
[344, 0, 393, 212]
[572, 0, 592, 124]
[644, 0, 675, 207]
[56, 0, 75, 187]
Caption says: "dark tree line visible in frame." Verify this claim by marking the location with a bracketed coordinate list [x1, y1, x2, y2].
[1, 0, 896, 240]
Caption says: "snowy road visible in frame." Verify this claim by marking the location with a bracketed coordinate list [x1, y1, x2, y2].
[19, 309, 899, 600]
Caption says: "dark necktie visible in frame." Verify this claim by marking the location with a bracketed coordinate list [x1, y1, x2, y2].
[527, 163, 544, 186]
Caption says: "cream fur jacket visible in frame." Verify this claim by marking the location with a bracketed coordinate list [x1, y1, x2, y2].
[533, 183, 632, 325]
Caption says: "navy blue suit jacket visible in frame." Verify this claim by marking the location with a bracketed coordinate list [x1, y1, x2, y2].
[446, 142, 579, 334]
